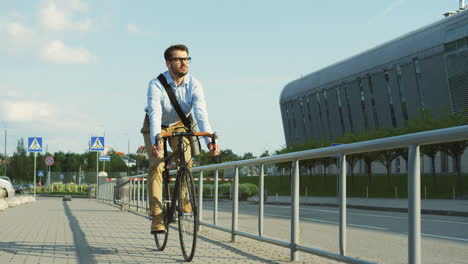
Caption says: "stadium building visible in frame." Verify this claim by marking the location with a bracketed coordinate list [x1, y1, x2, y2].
[280, 6, 468, 174]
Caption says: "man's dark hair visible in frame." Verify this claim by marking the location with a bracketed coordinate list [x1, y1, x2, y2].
[164, 44, 189, 61]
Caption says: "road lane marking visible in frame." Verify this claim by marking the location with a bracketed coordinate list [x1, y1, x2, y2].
[265, 205, 468, 225]
[204, 206, 388, 231]
[348, 224, 387, 230]
[205, 206, 468, 241]
[422, 233, 468, 242]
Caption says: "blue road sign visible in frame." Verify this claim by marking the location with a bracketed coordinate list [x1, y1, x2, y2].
[99, 156, 111, 161]
[90, 137, 105, 151]
[38, 170, 44, 177]
[28, 137, 42, 152]
[60, 174, 64, 180]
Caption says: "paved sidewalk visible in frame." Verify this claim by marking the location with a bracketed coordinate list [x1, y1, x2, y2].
[0, 197, 344, 264]
[262, 196, 468, 216]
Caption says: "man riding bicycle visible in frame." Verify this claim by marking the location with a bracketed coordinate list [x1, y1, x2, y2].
[141, 44, 220, 234]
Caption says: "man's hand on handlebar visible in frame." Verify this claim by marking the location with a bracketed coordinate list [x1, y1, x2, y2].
[152, 144, 164, 158]
[208, 142, 221, 156]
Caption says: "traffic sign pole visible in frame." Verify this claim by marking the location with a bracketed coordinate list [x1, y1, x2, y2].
[28, 137, 43, 197]
[96, 152, 98, 197]
[33, 153, 37, 198]
[44, 156, 54, 189]
[90, 137, 105, 199]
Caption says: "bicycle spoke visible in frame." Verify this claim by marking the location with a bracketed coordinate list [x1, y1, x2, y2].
[178, 168, 198, 261]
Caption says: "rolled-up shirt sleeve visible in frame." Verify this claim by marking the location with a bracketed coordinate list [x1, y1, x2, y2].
[191, 80, 213, 146]
[147, 80, 163, 145]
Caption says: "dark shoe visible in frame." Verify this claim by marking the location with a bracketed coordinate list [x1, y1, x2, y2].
[150, 214, 165, 234]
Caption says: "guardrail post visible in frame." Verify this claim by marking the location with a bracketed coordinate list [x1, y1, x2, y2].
[339, 154, 347, 256]
[232, 167, 239, 242]
[259, 164, 264, 237]
[142, 178, 146, 209]
[291, 160, 300, 261]
[198, 171, 204, 231]
[408, 145, 421, 264]
[214, 169, 219, 225]
[137, 177, 141, 210]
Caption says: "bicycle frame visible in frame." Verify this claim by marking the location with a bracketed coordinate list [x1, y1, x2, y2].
[157, 131, 216, 224]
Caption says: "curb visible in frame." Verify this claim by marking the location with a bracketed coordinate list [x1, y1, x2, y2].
[262, 201, 468, 217]
[36, 194, 88, 199]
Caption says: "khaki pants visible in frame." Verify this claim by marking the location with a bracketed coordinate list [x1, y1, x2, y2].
[141, 116, 192, 216]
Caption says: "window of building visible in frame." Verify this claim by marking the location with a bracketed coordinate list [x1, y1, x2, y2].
[367, 74, 380, 128]
[396, 65, 409, 121]
[444, 36, 468, 53]
[323, 90, 332, 135]
[290, 102, 296, 129]
[306, 97, 312, 121]
[384, 70, 397, 128]
[344, 86, 354, 133]
[413, 58, 425, 111]
[299, 97, 308, 137]
[316, 93, 324, 131]
[336, 88, 346, 135]
[285, 107, 291, 130]
[359, 78, 369, 129]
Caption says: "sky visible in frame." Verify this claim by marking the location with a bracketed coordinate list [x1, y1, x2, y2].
[0, 0, 459, 157]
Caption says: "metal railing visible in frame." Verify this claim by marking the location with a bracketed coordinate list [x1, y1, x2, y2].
[97, 125, 468, 264]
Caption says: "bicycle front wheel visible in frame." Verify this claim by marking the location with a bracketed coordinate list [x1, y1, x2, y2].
[154, 202, 170, 251]
[177, 168, 198, 262]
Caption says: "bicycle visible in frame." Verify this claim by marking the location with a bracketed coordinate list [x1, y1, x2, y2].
[153, 131, 217, 262]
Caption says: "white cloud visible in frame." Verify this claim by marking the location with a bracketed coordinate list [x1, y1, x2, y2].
[367, 0, 406, 24]
[126, 23, 155, 37]
[68, 0, 87, 11]
[39, 0, 93, 32]
[0, 22, 38, 48]
[0, 101, 51, 122]
[40, 40, 96, 64]
[127, 23, 140, 33]
[74, 18, 92, 31]
[5, 22, 36, 42]
[39, 1, 67, 31]
[381, 0, 406, 17]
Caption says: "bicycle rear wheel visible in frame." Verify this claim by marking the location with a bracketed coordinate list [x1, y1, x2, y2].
[154, 202, 170, 251]
[177, 168, 198, 261]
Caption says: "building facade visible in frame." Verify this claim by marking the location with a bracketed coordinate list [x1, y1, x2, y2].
[280, 10, 468, 174]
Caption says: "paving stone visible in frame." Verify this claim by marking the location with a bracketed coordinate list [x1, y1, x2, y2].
[0, 197, 345, 264]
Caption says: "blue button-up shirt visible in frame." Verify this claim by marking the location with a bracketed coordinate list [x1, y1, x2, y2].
[145, 71, 213, 146]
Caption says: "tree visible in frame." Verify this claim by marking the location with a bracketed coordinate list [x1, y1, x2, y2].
[441, 141, 468, 194]
[376, 150, 400, 186]
[241, 152, 256, 160]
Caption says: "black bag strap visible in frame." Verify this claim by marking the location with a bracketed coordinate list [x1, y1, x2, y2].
[157, 74, 192, 129]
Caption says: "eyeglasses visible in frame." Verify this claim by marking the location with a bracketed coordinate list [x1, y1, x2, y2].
[169, 57, 191, 64]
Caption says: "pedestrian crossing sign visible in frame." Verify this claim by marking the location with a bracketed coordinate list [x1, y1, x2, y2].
[90, 137, 105, 151]
[28, 137, 42, 152]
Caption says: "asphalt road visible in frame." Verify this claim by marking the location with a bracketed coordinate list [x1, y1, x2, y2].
[201, 200, 468, 264]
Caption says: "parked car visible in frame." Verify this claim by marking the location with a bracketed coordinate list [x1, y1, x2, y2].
[13, 185, 23, 194]
[21, 184, 33, 190]
[0, 176, 15, 197]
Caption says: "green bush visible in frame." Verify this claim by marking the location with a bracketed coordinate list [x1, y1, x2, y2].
[239, 173, 468, 198]
[239, 183, 258, 200]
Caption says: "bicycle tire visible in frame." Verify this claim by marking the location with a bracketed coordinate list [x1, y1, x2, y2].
[177, 168, 198, 261]
[154, 201, 170, 251]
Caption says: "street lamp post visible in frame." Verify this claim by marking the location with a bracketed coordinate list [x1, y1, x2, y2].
[4, 129, 7, 176]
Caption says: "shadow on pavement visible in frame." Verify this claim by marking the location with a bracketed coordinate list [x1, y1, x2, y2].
[63, 201, 114, 264]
